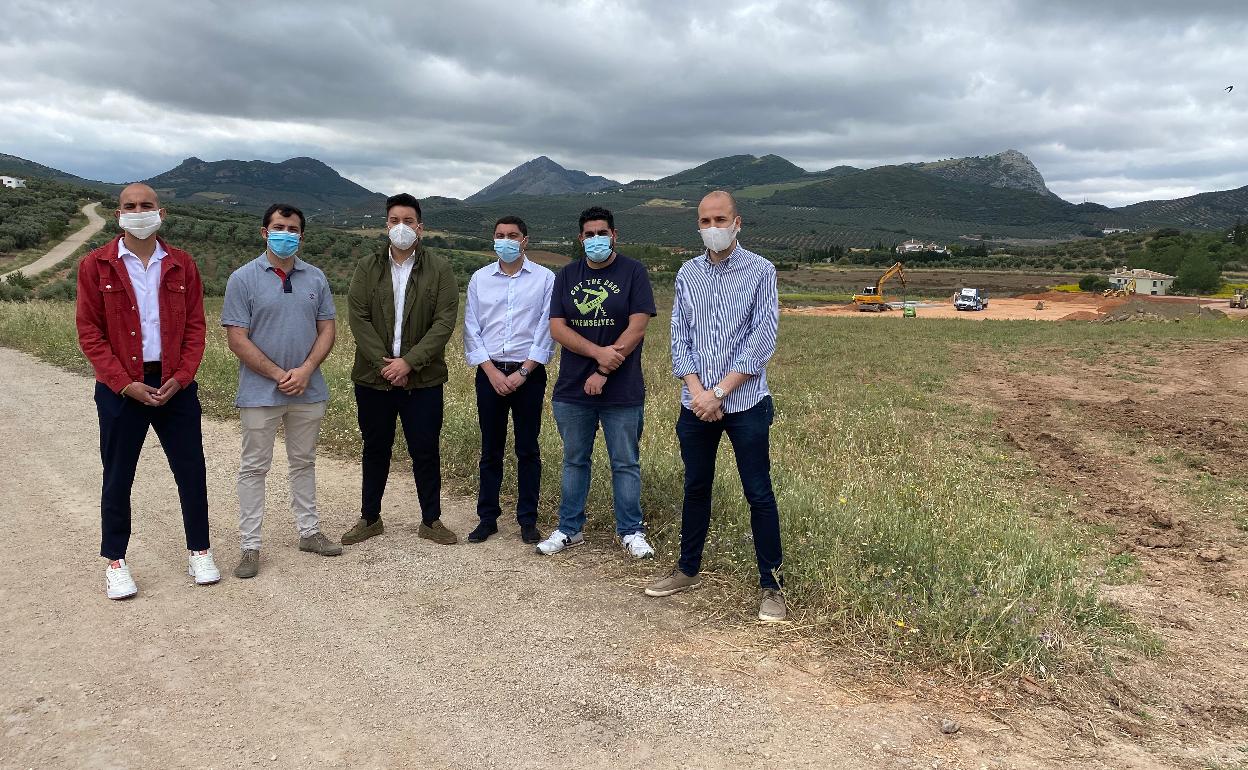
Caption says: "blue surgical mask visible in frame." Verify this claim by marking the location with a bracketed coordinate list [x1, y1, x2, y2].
[494, 238, 522, 263]
[267, 230, 300, 258]
[583, 235, 613, 263]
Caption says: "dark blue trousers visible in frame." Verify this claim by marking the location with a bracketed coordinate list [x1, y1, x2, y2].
[474, 365, 546, 527]
[95, 372, 211, 560]
[675, 396, 783, 589]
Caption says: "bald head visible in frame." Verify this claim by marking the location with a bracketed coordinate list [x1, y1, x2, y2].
[117, 183, 160, 214]
[697, 189, 740, 231]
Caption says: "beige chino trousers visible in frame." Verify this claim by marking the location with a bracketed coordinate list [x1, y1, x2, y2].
[237, 401, 327, 550]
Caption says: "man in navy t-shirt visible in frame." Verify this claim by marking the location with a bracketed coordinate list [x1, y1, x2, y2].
[536, 206, 657, 559]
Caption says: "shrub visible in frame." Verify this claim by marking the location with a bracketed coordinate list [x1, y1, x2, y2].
[1078, 274, 1111, 293]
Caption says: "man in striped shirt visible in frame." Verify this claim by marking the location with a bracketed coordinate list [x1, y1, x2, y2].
[644, 190, 786, 622]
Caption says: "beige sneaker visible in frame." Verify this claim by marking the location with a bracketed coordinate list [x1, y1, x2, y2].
[758, 588, 787, 622]
[341, 517, 384, 545]
[299, 532, 344, 556]
[418, 520, 458, 545]
[644, 569, 701, 597]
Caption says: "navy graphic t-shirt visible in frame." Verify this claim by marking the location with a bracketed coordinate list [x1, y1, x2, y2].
[549, 253, 656, 406]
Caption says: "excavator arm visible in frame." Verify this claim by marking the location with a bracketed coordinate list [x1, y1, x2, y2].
[853, 262, 907, 311]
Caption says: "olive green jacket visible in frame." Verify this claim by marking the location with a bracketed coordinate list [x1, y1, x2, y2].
[348, 244, 459, 390]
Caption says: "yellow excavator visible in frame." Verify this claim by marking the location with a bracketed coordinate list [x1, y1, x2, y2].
[853, 262, 907, 312]
[1103, 278, 1136, 298]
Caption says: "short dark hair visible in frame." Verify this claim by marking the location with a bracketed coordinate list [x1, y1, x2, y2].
[263, 203, 305, 230]
[578, 206, 614, 233]
[386, 193, 422, 222]
[494, 215, 528, 236]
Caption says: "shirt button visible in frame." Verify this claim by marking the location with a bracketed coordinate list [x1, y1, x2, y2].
[132, 306, 136, 311]
[105, 284, 112, 289]
[130, 331, 136, 336]
[131, 356, 137, 361]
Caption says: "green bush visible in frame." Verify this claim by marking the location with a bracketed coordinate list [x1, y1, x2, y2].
[1078, 274, 1110, 293]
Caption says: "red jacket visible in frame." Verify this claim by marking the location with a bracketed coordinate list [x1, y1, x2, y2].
[76, 236, 207, 393]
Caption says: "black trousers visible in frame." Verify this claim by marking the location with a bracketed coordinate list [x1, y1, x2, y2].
[356, 383, 443, 525]
[95, 372, 211, 560]
[474, 365, 546, 526]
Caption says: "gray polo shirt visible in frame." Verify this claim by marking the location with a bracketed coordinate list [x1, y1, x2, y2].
[221, 254, 336, 407]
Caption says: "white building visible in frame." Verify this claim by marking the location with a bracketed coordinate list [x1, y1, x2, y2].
[1102, 227, 1131, 235]
[896, 238, 947, 254]
[1109, 267, 1175, 296]
[0, 176, 27, 189]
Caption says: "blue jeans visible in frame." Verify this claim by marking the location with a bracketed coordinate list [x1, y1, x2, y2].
[551, 400, 644, 537]
[675, 396, 782, 589]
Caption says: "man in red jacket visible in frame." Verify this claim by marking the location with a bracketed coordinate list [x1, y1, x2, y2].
[76, 183, 220, 600]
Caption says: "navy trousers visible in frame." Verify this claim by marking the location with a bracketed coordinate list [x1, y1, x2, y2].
[95, 372, 211, 560]
[675, 396, 783, 589]
[474, 365, 546, 527]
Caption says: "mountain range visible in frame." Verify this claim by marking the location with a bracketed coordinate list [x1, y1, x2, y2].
[3, 149, 1245, 250]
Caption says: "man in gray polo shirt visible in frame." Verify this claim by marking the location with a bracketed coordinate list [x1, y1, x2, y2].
[222, 202, 340, 579]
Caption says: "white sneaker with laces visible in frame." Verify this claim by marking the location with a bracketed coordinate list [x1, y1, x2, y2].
[621, 532, 655, 559]
[188, 550, 221, 585]
[105, 559, 138, 600]
[535, 530, 584, 555]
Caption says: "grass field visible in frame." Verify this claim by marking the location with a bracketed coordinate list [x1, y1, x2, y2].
[2, 299, 1243, 679]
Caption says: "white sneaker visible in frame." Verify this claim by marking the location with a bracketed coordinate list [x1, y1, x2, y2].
[105, 559, 138, 600]
[188, 550, 221, 585]
[621, 532, 655, 559]
[535, 530, 584, 555]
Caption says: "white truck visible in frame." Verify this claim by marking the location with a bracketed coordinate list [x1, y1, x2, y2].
[954, 287, 989, 311]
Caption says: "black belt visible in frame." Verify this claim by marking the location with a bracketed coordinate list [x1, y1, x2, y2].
[491, 360, 525, 374]
[142, 361, 162, 377]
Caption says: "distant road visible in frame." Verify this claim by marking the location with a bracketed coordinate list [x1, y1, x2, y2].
[1, 201, 105, 281]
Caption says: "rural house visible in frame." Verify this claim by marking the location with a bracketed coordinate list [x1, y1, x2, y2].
[896, 238, 947, 254]
[0, 176, 27, 189]
[1109, 267, 1175, 295]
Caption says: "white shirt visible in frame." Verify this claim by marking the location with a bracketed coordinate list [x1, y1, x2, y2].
[464, 256, 556, 366]
[390, 249, 416, 357]
[117, 237, 167, 362]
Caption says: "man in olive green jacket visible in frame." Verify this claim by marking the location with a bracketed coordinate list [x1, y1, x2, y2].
[341, 193, 460, 547]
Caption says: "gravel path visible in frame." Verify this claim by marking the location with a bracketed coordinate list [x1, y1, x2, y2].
[0, 346, 1105, 770]
[0, 201, 105, 281]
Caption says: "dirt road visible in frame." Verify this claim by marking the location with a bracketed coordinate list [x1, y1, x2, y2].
[0, 202, 105, 281]
[0, 347, 980, 770]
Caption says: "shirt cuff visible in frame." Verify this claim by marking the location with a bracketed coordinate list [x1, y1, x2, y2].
[731, 357, 766, 376]
[527, 346, 554, 365]
[466, 349, 491, 366]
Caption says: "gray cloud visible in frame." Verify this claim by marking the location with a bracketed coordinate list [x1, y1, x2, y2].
[1, 0, 1245, 206]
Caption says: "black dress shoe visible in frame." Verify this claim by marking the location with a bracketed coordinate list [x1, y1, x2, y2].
[520, 524, 543, 544]
[467, 521, 498, 543]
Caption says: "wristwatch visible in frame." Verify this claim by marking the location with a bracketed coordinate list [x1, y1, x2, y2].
[712, 386, 726, 399]
[519, 366, 530, 378]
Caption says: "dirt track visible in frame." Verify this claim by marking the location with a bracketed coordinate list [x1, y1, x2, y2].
[3, 345, 1242, 769]
[0, 347, 976, 770]
[0, 202, 105, 281]
[789, 292, 1248, 321]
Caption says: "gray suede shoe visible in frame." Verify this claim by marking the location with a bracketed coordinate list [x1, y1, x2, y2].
[299, 532, 344, 556]
[234, 549, 259, 579]
[341, 517, 384, 545]
[758, 589, 788, 622]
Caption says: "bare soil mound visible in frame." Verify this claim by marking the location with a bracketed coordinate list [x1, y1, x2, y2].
[1100, 297, 1227, 322]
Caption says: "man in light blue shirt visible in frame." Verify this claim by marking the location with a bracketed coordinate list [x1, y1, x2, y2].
[645, 191, 786, 623]
[463, 216, 556, 545]
[221, 202, 340, 579]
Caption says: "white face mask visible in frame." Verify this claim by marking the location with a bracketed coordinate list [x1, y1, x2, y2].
[699, 223, 738, 253]
[118, 210, 162, 240]
[389, 223, 418, 250]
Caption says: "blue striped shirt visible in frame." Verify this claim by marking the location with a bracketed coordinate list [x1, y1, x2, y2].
[671, 244, 779, 414]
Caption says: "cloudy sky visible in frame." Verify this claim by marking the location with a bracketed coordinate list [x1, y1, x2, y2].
[1, 0, 1245, 206]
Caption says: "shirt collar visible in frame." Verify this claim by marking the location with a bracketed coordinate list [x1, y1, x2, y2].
[117, 237, 167, 263]
[491, 255, 533, 276]
[699, 243, 746, 270]
[258, 253, 305, 273]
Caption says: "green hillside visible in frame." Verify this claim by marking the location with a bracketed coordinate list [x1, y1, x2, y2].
[655, 154, 808, 187]
[0, 153, 116, 192]
[1116, 184, 1248, 230]
[143, 156, 383, 215]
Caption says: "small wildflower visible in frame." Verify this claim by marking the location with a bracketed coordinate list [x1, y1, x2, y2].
[838, 496, 848, 505]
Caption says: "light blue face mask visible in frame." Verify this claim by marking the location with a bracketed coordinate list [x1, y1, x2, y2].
[267, 230, 300, 258]
[583, 234, 613, 263]
[494, 238, 522, 263]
